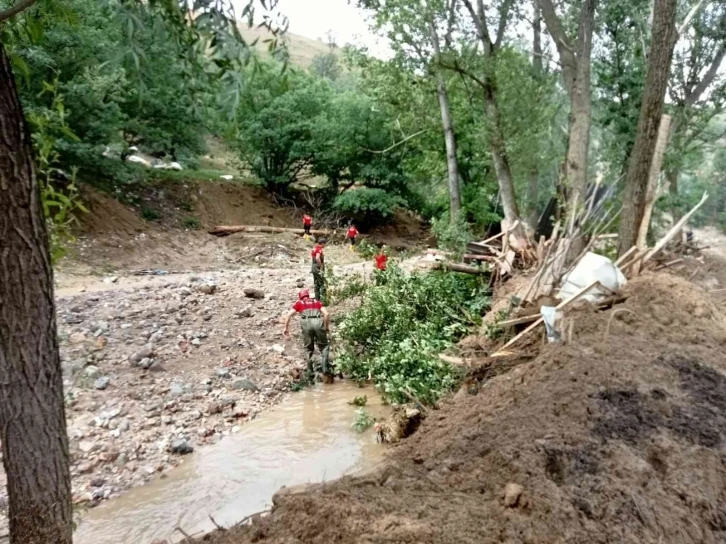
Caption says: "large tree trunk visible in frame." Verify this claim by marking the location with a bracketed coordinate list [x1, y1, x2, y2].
[435, 76, 462, 217]
[618, 0, 678, 255]
[0, 42, 73, 544]
[527, 3, 543, 230]
[483, 83, 521, 230]
[666, 164, 681, 222]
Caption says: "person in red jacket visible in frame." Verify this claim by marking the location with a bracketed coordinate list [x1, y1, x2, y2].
[375, 247, 388, 271]
[346, 224, 359, 247]
[310, 238, 326, 301]
[302, 214, 313, 237]
[282, 289, 331, 379]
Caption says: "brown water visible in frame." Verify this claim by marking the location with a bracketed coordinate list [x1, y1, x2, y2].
[75, 382, 389, 544]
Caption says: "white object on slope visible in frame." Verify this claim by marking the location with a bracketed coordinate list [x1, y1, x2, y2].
[558, 252, 626, 303]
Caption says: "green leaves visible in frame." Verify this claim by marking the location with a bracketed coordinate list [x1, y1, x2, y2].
[335, 265, 490, 405]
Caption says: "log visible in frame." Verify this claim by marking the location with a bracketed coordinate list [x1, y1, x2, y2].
[439, 354, 468, 366]
[498, 293, 629, 329]
[209, 225, 333, 237]
[491, 280, 601, 356]
[642, 191, 709, 265]
[432, 262, 489, 275]
[462, 254, 498, 262]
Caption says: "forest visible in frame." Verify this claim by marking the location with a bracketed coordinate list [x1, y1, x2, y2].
[0, 0, 725, 541]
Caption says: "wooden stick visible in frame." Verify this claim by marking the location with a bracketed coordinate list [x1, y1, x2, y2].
[654, 258, 684, 270]
[614, 246, 638, 267]
[432, 262, 489, 275]
[439, 354, 468, 366]
[477, 220, 520, 246]
[491, 280, 601, 356]
[642, 192, 709, 265]
[209, 225, 333, 237]
[620, 249, 649, 273]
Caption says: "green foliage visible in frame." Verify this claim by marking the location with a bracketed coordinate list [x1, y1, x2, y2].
[355, 239, 379, 260]
[140, 206, 161, 221]
[351, 408, 374, 432]
[335, 265, 490, 405]
[26, 80, 87, 262]
[348, 395, 368, 406]
[310, 53, 341, 81]
[333, 188, 404, 228]
[431, 213, 473, 256]
[326, 269, 368, 305]
[181, 216, 201, 230]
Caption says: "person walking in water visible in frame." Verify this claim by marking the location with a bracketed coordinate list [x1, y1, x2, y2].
[302, 213, 313, 239]
[283, 290, 331, 380]
[311, 237, 326, 302]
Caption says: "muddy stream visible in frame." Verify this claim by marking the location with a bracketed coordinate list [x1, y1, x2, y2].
[75, 382, 389, 544]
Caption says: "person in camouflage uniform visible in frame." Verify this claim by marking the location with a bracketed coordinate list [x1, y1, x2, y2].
[283, 289, 331, 378]
[310, 237, 327, 302]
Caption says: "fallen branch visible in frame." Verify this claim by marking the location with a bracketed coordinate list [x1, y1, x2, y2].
[439, 354, 468, 366]
[491, 280, 601, 356]
[642, 192, 709, 265]
[209, 225, 333, 237]
[432, 262, 489, 275]
[614, 246, 638, 267]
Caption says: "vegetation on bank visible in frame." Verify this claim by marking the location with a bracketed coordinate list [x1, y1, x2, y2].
[333, 265, 490, 405]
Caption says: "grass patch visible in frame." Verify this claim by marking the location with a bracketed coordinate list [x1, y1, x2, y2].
[181, 216, 201, 230]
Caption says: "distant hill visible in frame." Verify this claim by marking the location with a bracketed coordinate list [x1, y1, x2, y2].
[238, 25, 338, 69]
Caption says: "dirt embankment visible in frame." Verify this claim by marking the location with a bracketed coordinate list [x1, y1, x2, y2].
[203, 272, 726, 544]
[65, 181, 426, 274]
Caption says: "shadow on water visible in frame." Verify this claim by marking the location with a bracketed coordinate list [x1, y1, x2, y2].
[75, 382, 390, 544]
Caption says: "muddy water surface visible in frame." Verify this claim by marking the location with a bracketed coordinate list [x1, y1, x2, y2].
[75, 382, 389, 544]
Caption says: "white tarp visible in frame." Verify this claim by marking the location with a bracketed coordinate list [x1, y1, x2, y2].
[558, 252, 626, 303]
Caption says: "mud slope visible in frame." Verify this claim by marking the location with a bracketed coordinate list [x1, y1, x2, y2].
[205, 273, 726, 544]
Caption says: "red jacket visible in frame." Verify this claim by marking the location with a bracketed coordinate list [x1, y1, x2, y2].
[303, 215, 312, 226]
[375, 254, 388, 270]
[346, 226, 359, 239]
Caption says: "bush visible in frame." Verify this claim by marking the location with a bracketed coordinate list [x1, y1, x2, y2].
[431, 213, 474, 257]
[181, 216, 201, 230]
[140, 206, 161, 221]
[335, 265, 490, 405]
[333, 188, 404, 229]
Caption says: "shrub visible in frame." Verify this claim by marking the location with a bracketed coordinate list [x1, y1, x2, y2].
[140, 206, 161, 221]
[181, 216, 201, 230]
[335, 265, 490, 405]
[333, 188, 404, 229]
[431, 213, 474, 257]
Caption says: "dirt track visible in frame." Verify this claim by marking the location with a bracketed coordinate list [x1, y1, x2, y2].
[203, 272, 726, 544]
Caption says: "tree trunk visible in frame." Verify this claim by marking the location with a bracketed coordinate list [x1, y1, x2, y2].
[666, 165, 681, 222]
[435, 76, 461, 217]
[0, 41, 73, 544]
[483, 83, 521, 231]
[618, 0, 678, 255]
[527, 3, 543, 230]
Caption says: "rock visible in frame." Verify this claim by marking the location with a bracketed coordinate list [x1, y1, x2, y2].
[235, 306, 254, 318]
[233, 378, 259, 392]
[103, 276, 119, 284]
[198, 283, 217, 295]
[216, 368, 231, 379]
[118, 419, 130, 432]
[90, 477, 106, 488]
[149, 332, 164, 344]
[84, 365, 101, 379]
[69, 332, 87, 345]
[78, 441, 96, 453]
[139, 358, 153, 370]
[233, 406, 249, 418]
[271, 344, 285, 354]
[170, 439, 194, 455]
[129, 344, 154, 364]
[243, 288, 265, 299]
[94, 377, 110, 390]
[207, 402, 223, 415]
[503, 483, 524, 508]
[169, 383, 185, 397]
[149, 361, 165, 372]
[191, 338, 202, 347]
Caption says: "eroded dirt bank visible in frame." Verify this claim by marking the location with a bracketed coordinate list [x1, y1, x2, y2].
[203, 272, 726, 544]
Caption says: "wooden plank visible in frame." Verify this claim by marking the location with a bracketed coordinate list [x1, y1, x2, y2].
[491, 280, 601, 356]
[477, 219, 521, 246]
[642, 192, 709, 265]
[209, 225, 333, 237]
[614, 246, 638, 267]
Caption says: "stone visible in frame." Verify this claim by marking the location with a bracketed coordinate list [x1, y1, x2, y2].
[69, 332, 87, 345]
[170, 439, 194, 455]
[94, 377, 110, 390]
[139, 358, 153, 370]
[90, 477, 106, 488]
[233, 379, 259, 392]
[198, 283, 217, 295]
[103, 276, 119, 284]
[169, 383, 185, 397]
[235, 306, 254, 318]
[129, 344, 154, 364]
[243, 288, 265, 299]
[149, 332, 164, 344]
[84, 365, 101, 379]
[191, 338, 202, 347]
[78, 441, 96, 454]
[216, 368, 231, 379]
[503, 483, 524, 508]
[271, 344, 285, 354]
[206, 402, 223, 415]
[149, 361, 165, 372]
[232, 406, 249, 418]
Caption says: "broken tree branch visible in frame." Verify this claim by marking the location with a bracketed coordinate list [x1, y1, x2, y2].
[209, 225, 333, 237]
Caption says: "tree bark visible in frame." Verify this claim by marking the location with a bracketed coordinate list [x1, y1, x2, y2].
[538, 0, 596, 233]
[0, 41, 73, 544]
[435, 74, 462, 217]
[636, 114, 671, 252]
[618, 0, 678, 255]
[527, 3, 543, 230]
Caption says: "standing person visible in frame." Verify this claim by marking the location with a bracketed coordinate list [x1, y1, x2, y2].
[282, 290, 331, 379]
[375, 245, 388, 271]
[346, 224, 359, 248]
[302, 213, 313, 239]
[311, 237, 327, 302]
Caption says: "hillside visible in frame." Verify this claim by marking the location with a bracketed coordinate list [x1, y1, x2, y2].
[238, 25, 337, 68]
